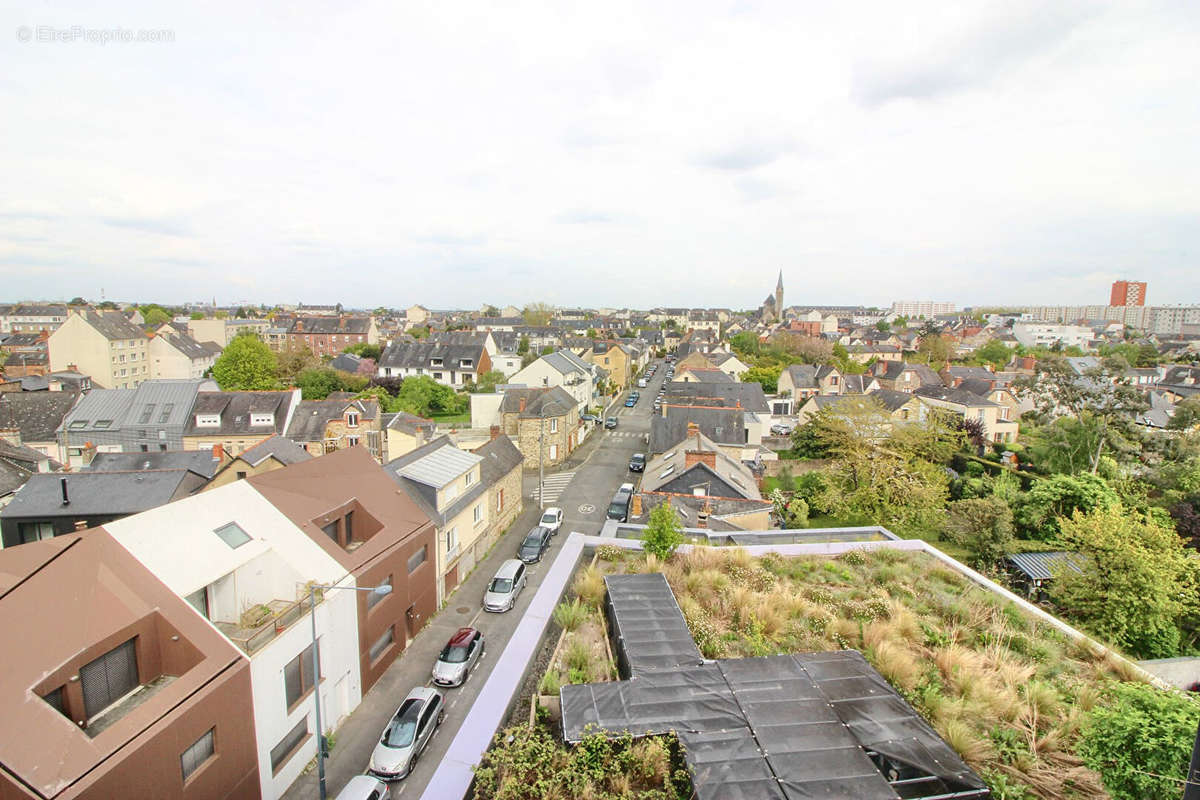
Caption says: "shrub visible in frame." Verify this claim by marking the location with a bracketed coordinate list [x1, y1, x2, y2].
[643, 503, 684, 560]
[1078, 681, 1200, 800]
[573, 566, 606, 608]
[553, 599, 588, 632]
[564, 639, 592, 678]
[942, 497, 1015, 568]
[539, 670, 561, 695]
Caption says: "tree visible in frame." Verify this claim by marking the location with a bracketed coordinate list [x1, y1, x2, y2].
[212, 333, 278, 390]
[643, 503, 684, 560]
[68, 296, 87, 306]
[343, 342, 382, 360]
[142, 307, 170, 327]
[1169, 396, 1200, 431]
[482, 304, 500, 316]
[296, 367, 346, 399]
[190, 311, 205, 320]
[875, 319, 890, 332]
[942, 497, 1014, 568]
[1015, 472, 1120, 540]
[275, 345, 320, 385]
[540, 345, 554, 355]
[771, 332, 833, 364]
[916, 333, 954, 367]
[517, 335, 530, 355]
[522, 302, 554, 327]
[1050, 506, 1200, 658]
[1078, 681, 1200, 800]
[394, 376, 467, 417]
[973, 339, 1012, 368]
[586, 328, 598, 339]
[742, 365, 781, 393]
[729, 331, 761, 357]
[468, 370, 506, 394]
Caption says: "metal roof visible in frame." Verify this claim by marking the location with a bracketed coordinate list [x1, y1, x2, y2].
[394, 442, 482, 488]
[1006, 551, 1084, 582]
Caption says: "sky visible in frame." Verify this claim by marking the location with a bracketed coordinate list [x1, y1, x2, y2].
[1, 1, 1198, 311]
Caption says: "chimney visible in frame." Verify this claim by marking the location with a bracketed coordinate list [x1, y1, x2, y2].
[67, 363, 78, 373]
[60, 477, 69, 506]
[518, 396, 527, 413]
[490, 425, 500, 441]
[685, 450, 717, 470]
[686, 421, 700, 438]
[697, 500, 711, 528]
[212, 443, 224, 462]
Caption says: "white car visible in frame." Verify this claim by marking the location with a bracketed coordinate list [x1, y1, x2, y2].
[539, 507, 563, 535]
[334, 775, 391, 800]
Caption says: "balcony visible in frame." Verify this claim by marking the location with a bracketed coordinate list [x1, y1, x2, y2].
[214, 591, 321, 654]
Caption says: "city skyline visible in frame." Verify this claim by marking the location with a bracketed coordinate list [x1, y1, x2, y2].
[3, 1, 1199, 309]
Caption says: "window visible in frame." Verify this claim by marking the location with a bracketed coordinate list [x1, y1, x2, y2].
[93, 419, 113, 429]
[446, 527, 458, 555]
[369, 627, 395, 662]
[321, 520, 339, 542]
[498, 488, 504, 511]
[549, 418, 558, 434]
[431, 357, 444, 367]
[433, 372, 443, 380]
[140, 444, 149, 452]
[181, 728, 215, 781]
[18, 521, 55, 544]
[347, 435, 359, 447]
[250, 413, 275, 426]
[80, 638, 139, 720]
[138, 404, 156, 424]
[236, 470, 247, 480]
[214, 522, 251, 549]
[464, 469, 474, 487]
[368, 575, 392, 610]
[548, 444, 558, 460]
[196, 414, 220, 427]
[69, 420, 87, 429]
[283, 642, 317, 710]
[119, 369, 127, 377]
[270, 718, 308, 773]
[344, 511, 354, 544]
[346, 411, 359, 428]
[460, 359, 473, 368]
[473, 504, 483, 524]
[185, 587, 209, 619]
[407, 545, 427, 573]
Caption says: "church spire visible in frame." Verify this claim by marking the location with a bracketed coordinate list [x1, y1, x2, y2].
[775, 270, 784, 318]
[776, 270, 784, 292]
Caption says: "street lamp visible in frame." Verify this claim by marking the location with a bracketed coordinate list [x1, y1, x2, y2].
[309, 581, 392, 800]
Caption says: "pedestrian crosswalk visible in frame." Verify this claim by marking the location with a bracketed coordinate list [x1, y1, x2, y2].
[530, 471, 576, 504]
[606, 431, 644, 439]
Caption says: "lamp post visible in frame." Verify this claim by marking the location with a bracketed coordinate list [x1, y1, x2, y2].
[538, 404, 546, 510]
[309, 582, 392, 800]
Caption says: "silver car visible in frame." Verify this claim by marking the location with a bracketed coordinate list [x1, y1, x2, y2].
[368, 687, 445, 781]
[431, 627, 484, 687]
[483, 559, 527, 612]
[334, 775, 391, 800]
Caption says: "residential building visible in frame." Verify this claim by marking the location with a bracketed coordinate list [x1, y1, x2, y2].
[385, 437, 494, 603]
[1012, 322, 1095, 350]
[659, 381, 771, 415]
[249, 447, 439, 692]
[149, 330, 222, 379]
[206, 435, 313, 489]
[286, 397, 382, 460]
[381, 412, 438, 462]
[0, 531, 259, 799]
[777, 364, 843, 400]
[187, 317, 270, 348]
[182, 390, 301, 456]
[868, 361, 944, 393]
[473, 432, 524, 540]
[56, 380, 206, 467]
[506, 350, 599, 409]
[913, 385, 1019, 444]
[405, 304, 431, 325]
[0, 303, 68, 334]
[376, 340, 492, 388]
[649, 405, 759, 461]
[581, 341, 633, 389]
[794, 390, 924, 427]
[10, 370, 91, 393]
[498, 387, 582, 468]
[0, 440, 56, 507]
[102, 481, 363, 799]
[676, 366, 733, 384]
[709, 351, 749, 380]
[286, 316, 379, 358]
[48, 309, 150, 389]
[0, 390, 79, 458]
[1110, 280, 1147, 307]
[890, 300, 957, 318]
[1, 468, 209, 548]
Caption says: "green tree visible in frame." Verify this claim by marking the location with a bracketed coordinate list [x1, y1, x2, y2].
[973, 339, 1012, 368]
[522, 302, 554, 327]
[942, 497, 1014, 568]
[1169, 396, 1200, 432]
[540, 345, 554, 355]
[875, 319, 890, 332]
[742, 365, 782, 393]
[343, 342, 382, 360]
[729, 331, 761, 357]
[517, 335, 530, 355]
[275, 345, 320, 385]
[586, 328, 598, 339]
[916, 333, 954, 367]
[211, 333, 278, 390]
[1015, 472, 1120, 540]
[189, 311, 205, 320]
[142, 307, 170, 327]
[1051, 506, 1200, 658]
[296, 367, 346, 399]
[468, 370, 506, 394]
[1079, 682, 1200, 800]
[643, 503, 684, 560]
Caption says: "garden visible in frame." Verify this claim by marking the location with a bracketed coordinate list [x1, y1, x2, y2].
[473, 544, 1200, 800]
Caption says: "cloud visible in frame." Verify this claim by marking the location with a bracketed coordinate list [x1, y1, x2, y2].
[414, 232, 488, 247]
[694, 136, 796, 171]
[0, 210, 60, 222]
[853, 3, 1100, 106]
[98, 215, 194, 237]
[553, 209, 629, 225]
[734, 176, 792, 203]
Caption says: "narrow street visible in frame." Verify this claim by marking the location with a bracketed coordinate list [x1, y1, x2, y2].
[283, 361, 666, 800]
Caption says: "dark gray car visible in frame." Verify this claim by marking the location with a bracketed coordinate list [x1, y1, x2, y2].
[517, 526, 552, 563]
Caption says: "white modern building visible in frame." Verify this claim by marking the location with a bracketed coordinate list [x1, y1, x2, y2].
[103, 481, 363, 800]
[1012, 322, 1095, 350]
[505, 350, 599, 410]
[890, 301, 958, 318]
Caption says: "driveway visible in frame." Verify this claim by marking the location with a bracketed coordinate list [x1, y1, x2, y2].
[282, 361, 666, 799]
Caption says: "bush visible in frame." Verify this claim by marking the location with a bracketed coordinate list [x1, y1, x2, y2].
[643, 503, 684, 560]
[552, 599, 588, 632]
[942, 497, 1014, 568]
[1079, 682, 1200, 800]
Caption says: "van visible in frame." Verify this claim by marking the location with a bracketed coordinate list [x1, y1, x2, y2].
[607, 482, 635, 522]
[637, 378, 648, 388]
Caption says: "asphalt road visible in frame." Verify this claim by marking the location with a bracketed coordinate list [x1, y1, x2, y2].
[284, 361, 668, 800]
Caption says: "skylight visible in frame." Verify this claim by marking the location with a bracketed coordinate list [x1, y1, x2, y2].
[93, 420, 113, 429]
[660, 466, 675, 479]
[214, 522, 251, 549]
[69, 421, 87, 429]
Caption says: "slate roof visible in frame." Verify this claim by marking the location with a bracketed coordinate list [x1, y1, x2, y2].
[873, 361, 944, 387]
[329, 353, 363, 373]
[679, 367, 733, 383]
[6, 304, 67, 318]
[79, 310, 146, 340]
[378, 341, 486, 369]
[0, 391, 79, 442]
[288, 316, 372, 334]
[660, 381, 769, 413]
[0, 470, 203, 519]
[841, 374, 876, 394]
[499, 386, 577, 418]
[85, 450, 218, 478]
[956, 378, 997, 397]
[286, 398, 379, 443]
[384, 436, 488, 526]
[4, 352, 47, 367]
[157, 331, 218, 360]
[640, 430, 759, 499]
[945, 366, 995, 381]
[541, 350, 591, 376]
[0, 333, 46, 349]
[650, 406, 745, 453]
[0, 457, 34, 498]
[913, 385, 999, 407]
[184, 391, 296, 435]
[385, 412, 437, 436]
[474, 434, 523, 484]
[236, 435, 314, 466]
[426, 331, 490, 347]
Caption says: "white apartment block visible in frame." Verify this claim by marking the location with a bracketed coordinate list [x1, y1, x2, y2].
[890, 301, 957, 318]
[1012, 322, 1095, 350]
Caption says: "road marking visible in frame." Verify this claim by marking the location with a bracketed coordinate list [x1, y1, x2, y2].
[529, 471, 575, 504]
[578, 503, 595, 513]
[468, 607, 484, 628]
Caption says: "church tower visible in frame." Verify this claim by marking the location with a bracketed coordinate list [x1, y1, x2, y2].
[775, 270, 784, 317]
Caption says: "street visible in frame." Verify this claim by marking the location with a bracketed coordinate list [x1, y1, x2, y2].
[283, 360, 667, 800]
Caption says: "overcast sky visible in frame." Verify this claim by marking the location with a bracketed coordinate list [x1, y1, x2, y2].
[2, 1, 1198, 311]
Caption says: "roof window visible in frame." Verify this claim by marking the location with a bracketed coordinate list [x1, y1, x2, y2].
[214, 522, 252, 549]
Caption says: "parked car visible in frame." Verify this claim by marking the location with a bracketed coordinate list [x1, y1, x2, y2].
[517, 526, 553, 563]
[629, 453, 646, 472]
[580, 413, 600, 424]
[605, 416, 618, 429]
[334, 775, 390, 800]
[431, 627, 485, 687]
[539, 506, 563, 534]
[368, 687, 445, 781]
[637, 378, 648, 388]
[483, 559, 528, 612]
[624, 397, 636, 407]
[770, 423, 795, 436]
[607, 482, 635, 522]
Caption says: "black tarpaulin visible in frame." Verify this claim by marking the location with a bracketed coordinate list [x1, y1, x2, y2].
[603, 572, 703, 677]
